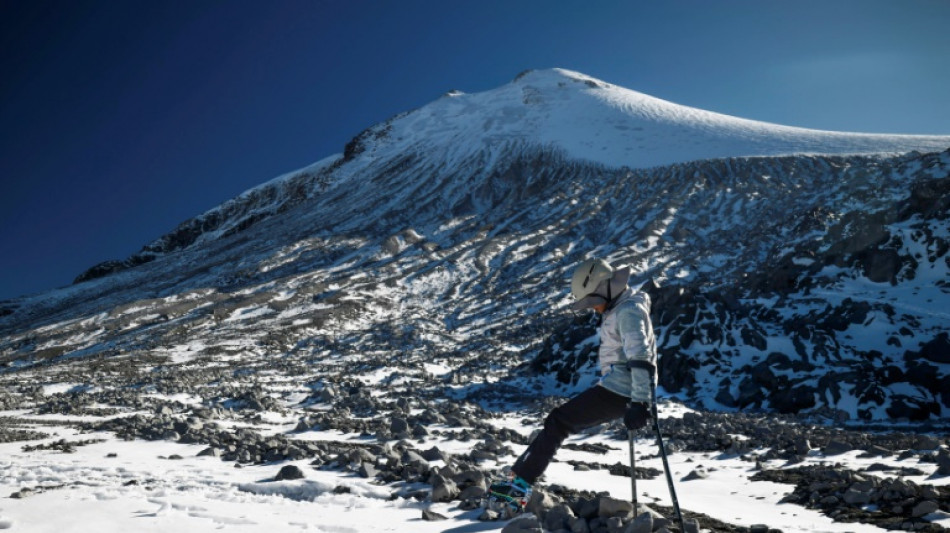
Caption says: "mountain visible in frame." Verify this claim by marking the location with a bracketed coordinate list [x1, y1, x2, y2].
[2, 68, 950, 533]
[2, 68, 949, 423]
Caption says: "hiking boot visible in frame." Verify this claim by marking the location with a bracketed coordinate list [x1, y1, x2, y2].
[486, 472, 532, 517]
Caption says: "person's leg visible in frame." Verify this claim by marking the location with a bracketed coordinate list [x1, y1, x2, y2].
[512, 385, 627, 484]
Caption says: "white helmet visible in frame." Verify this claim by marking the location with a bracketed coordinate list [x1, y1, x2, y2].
[571, 258, 613, 301]
[570, 258, 631, 311]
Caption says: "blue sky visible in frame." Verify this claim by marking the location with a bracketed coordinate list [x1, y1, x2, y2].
[1, 0, 948, 301]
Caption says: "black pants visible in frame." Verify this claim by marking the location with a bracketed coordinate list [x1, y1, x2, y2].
[512, 385, 628, 484]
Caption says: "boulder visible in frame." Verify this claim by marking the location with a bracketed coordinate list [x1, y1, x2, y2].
[911, 500, 939, 517]
[274, 465, 305, 481]
[501, 514, 542, 533]
[431, 475, 459, 502]
[622, 512, 652, 533]
[598, 496, 633, 519]
[421, 509, 447, 521]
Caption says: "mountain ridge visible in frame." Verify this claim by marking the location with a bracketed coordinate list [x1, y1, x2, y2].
[68, 68, 950, 286]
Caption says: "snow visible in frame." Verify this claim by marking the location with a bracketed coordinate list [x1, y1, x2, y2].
[3, 405, 945, 533]
[340, 69, 950, 173]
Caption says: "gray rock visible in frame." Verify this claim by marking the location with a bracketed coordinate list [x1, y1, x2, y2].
[431, 475, 459, 502]
[543, 503, 576, 531]
[681, 467, 708, 481]
[501, 514, 542, 533]
[598, 495, 633, 518]
[842, 487, 871, 506]
[421, 509, 447, 521]
[914, 435, 941, 451]
[683, 518, 700, 533]
[197, 447, 219, 457]
[453, 469, 486, 488]
[622, 511, 652, 533]
[401, 449, 428, 466]
[390, 416, 410, 434]
[421, 446, 445, 462]
[823, 439, 853, 455]
[458, 485, 486, 500]
[936, 449, 950, 476]
[275, 465, 305, 481]
[569, 516, 590, 533]
[911, 500, 939, 517]
[605, 516, 625, 533]
[358, 463, 378, 478]
[526, 489, 560, 517]
[575, 497, 599, 519]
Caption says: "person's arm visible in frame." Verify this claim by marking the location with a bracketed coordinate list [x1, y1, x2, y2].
[618, 297, 656, 404]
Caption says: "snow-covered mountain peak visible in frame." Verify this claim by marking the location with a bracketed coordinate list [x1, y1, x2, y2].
[343, 68, 950, 170]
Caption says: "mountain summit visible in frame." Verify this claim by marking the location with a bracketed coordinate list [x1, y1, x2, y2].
[343, 68, 950, 170]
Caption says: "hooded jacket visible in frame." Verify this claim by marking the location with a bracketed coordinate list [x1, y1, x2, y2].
[596, 287, 657, 403]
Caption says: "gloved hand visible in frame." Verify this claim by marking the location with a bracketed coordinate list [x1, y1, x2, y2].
[623, 402, 650, 431]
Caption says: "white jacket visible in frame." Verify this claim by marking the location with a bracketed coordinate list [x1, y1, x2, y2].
[597, 288, 657, 403]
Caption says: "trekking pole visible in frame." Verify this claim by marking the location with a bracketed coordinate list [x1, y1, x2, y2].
[627, 417, 638, 517]
[629, 360, 685, 532]
[651, 383, 686, 533]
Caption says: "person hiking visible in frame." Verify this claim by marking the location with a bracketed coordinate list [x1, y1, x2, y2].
[488, 257, 658, 514]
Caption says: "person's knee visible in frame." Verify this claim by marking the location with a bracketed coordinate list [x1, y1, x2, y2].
[544, 406, 575, 438]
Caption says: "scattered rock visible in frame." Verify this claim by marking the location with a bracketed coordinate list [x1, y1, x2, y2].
[501, 514, 542, 533]
[682, 467, 709, 481]
[275, 465, 305, 481]
[911, 500, 939, 517]
[431, 475, 459, 503]
[421, 509, 447, 521]
[598, 496, 633, 519]
[622, 511, 652, 533]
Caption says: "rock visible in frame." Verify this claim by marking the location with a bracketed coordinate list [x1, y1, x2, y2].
[478, 508, 500, 521]
[919, 332, 950, 364]
[622, 512, 652, 533]
[574, 496, 599, 519]
[683, 518, 700, 533]
[605, 516, 625, 533]
[914, 435, 941, 451]
[823, 439, 853, 455]
[389, 417, 409, 436]
[421, 446, 445, 462]
[526, 488, 560, 517]
[458, 485, 486, 500]
[358, 463, 378, 478]
[569, 516, 590, 533]
[453, 469, 486, 488]
[421, 509, 447, 521]
[912, 500, 939, 517]
[543, 503, 576, 531]
[275, 465, 305, 481]
[598, 496, 633, 519]
[197, 447, 219, 457]
[936, 449, 950, 476]
[842, 486, 872, 506]
[793, 436, 812, 456]
[501, 514, 542, 533]
[681, 467, 708, 481]
[431, 475, 459, 502]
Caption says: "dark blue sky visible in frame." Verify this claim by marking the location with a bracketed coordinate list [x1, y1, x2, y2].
[2, 0, 948, 301]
